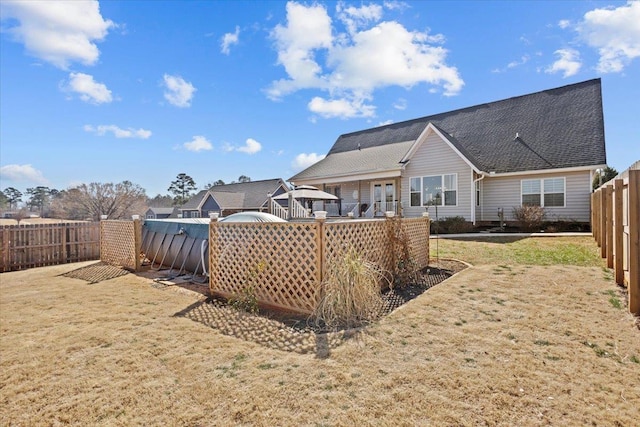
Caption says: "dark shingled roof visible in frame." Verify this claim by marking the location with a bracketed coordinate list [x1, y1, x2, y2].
[180, 178, 288, 210]
[326, 79, 606, 174]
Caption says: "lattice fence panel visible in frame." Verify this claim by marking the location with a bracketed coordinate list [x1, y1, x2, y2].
[402, 217, 430, 269]
[323, 220, 394, 285]
[100, 220, 141, 271]
[210, 222, 321, 314]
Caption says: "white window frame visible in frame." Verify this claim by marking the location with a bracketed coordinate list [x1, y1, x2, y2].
[520, 177, 566, 208]
[409, 173, 458, 207]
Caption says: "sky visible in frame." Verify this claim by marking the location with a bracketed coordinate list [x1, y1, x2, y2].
[1, 0, 639, 198]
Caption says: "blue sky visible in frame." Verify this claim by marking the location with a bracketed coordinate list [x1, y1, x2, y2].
[1, 0, 638, 197]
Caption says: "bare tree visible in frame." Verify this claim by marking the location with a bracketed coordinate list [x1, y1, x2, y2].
[148, 194, 174, 207]
[57, 181, 147, 220]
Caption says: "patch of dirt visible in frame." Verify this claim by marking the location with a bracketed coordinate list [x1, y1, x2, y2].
[177, 259, 469, 353]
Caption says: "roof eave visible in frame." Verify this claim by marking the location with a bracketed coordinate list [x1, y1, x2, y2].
[401, 123, 482, 174]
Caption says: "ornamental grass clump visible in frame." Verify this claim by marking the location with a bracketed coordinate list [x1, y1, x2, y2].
[313, 247, 386, 329]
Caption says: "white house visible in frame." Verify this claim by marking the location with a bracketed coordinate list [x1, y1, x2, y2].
[290, 79, 607, 224]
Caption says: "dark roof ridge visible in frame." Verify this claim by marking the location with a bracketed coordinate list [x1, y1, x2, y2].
[337, 78, 602, 140]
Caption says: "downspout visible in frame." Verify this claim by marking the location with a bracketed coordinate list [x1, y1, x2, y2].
[472, 172, 486, 226]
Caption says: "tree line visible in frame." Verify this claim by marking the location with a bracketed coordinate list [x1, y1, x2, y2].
[0, 173, 251, 221]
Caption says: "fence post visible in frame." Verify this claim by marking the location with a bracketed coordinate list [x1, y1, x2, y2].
[61, 223, 68, 264]
[629, 170, 639, 314]
[316, 215, 325, 284]
[0, 228, 8, 272]
[423, 213, 431, 263]
[600, 187, 608, 258]
[613, 179, 624, 285]
[209, 216, 219, 294]
[593, 191, 600, 245]
[133, 218, 142, 271]
[605, 185, 614, 268]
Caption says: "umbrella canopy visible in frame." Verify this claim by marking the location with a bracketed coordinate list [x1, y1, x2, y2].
[272, 186, 338, 201]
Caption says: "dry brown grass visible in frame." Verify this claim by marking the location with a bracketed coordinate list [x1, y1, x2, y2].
[1, 240, 639, 425]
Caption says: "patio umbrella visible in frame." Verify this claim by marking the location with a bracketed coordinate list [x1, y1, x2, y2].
[272, 185, 339, 219]
[272, 185, 339, 202]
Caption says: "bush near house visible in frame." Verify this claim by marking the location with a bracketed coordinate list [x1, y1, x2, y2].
[431, 216, 474, 234]
[512, 205, 546, 232]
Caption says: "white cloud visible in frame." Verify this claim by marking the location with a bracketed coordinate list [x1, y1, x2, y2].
[183, 136, 212, 152]
[336, 3, 383, 35]
[163, 74, 196, 107]
[84, 124, 151, 139]
[491, 54, 531, 74]
[308, 96, 375, 118]
[393, 98, 407, 110]
[558, 19, 571, 29]
[377, 119, 394, 126]
[383, 1, 410, 12]
[267, 2, 333, 99]
[292, 153, 325, 170]
[65, 72, 112, 104]
[507, 55, 530, 69]
[267, 2, 463, 119]
[577, 1, 640, 73]
[546, 48, 582, 77]
[221, 26, 240, 54]
[237, 138, 262, 154]
[220, 138, 262, 154]
[1, 0, 114, 69]
[0, 164, 48, 185]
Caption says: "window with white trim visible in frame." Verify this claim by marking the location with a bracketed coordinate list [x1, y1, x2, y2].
[410, 174, 457, 207]
[521, 177, 565, 207]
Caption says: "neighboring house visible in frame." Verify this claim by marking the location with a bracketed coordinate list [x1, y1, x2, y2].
[290, 79, 607, 224]
[180, 178, 289, 218]
[145, 207, 178, 219]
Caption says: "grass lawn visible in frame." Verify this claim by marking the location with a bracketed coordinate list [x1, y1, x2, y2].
[430, 235, 604, 267]
[1, 236, 638, 426]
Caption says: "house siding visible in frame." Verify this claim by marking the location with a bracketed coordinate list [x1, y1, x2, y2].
[201, 195, 221, 217]
[402, 132, 473, 219]
[481, 170, 592, 222]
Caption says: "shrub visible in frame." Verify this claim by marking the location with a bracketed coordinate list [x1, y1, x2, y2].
[228, 262, 264, 314]
[387, 216, 421, 288]
[512, 205, 546, 231]
[431, 216, 473, 234]
[312, 247, 386, 329]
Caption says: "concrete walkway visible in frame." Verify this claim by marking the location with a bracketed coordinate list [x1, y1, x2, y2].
[430, 232, 592, 239]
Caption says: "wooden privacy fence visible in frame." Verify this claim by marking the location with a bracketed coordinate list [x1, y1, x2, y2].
[209, 216, 430, 314]
[100, 219, 142, 271]
[591, 165, 639, 314]
[0, 222, 100, 272]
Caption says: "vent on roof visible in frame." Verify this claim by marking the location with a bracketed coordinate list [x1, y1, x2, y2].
[514, 132, 522, 142]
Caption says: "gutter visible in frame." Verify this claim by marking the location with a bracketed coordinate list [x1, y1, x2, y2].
[471, 172, 486, 225]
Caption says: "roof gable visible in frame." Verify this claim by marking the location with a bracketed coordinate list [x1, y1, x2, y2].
[324, 79, 606, 174]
